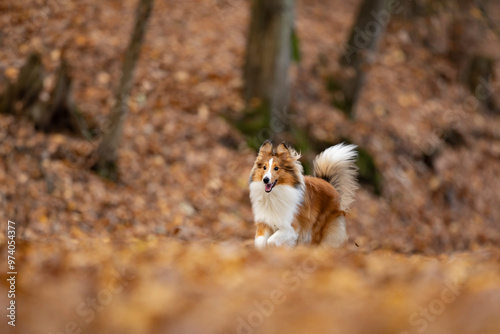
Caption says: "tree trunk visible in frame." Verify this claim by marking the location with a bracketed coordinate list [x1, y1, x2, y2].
[0, 53, 88, 136]
[93, 0, 154, 180]
[467, 55, 497, 112]
[34, 58, 85, 134]
[240, 0, 293, 146]
[336, 0, 387, 118]
[0, 53, 44, 115]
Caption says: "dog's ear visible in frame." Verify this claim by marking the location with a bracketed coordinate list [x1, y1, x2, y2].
[277, 142, 301, 161]
[258, 140, 273, 156]
[276, 142, 289, 157]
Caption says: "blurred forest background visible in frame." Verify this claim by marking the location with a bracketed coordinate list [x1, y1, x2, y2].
[1, 0, 500, 333]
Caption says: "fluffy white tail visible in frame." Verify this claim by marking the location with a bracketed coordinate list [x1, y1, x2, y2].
[313, 143, 359, 211]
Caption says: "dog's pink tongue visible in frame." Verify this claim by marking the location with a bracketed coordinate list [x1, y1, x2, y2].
[265, 183, 273, 192]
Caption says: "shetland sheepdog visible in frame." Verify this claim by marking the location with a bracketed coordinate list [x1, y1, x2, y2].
[249, 141, 358, 249]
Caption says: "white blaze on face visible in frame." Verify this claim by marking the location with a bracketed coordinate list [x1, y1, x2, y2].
[263, 158, 273, 182]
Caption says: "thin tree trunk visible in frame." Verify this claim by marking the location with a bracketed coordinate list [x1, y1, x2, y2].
[241, 0, 293, 145]
[93, 0, 154, 180]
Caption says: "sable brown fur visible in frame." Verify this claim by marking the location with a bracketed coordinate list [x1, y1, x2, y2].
[249, 141, 358, 248]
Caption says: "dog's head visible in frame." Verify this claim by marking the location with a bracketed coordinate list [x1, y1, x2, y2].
[249, 141, 304, 193]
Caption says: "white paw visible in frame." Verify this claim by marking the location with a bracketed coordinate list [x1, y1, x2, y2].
[267, 230, 297, 248]
[254, 236, 268, 250]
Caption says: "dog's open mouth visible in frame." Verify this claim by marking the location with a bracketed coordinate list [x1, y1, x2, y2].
[265, 180, 277, 193]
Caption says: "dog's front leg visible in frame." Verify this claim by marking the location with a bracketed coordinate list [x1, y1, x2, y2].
[267, 227, 298, 248]
[255, 223, 273, 250]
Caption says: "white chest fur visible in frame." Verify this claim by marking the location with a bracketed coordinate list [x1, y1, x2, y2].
[249, 182, 304, 230]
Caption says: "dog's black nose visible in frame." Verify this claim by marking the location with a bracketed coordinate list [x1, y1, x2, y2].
[263, 177, 269, 184]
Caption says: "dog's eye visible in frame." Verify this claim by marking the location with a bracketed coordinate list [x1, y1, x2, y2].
[274, 167, 279, 171]
[263, 166, 266, 170]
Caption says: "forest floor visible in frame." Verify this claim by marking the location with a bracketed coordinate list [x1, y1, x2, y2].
[1, 0, 500, 333]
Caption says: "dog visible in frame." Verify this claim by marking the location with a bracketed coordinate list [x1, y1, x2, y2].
[249, 141, 358, 249]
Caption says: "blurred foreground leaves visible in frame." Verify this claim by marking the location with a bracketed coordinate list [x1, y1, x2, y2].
[6, 238, 500, 334]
